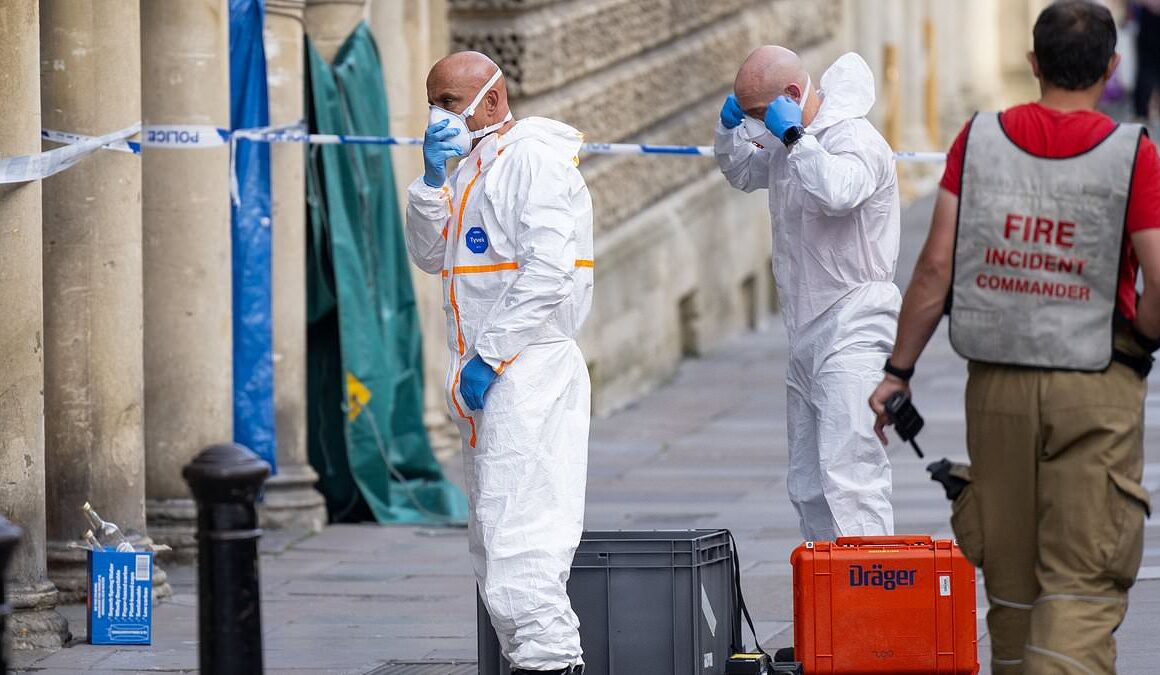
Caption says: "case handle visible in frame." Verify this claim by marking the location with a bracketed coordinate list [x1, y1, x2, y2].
[834, 535, 933, 547]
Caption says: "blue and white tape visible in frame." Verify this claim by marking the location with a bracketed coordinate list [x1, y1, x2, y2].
[228, 122, 305, 206]
[141, 125, 230, 149]
[45, 124, 254, 152]
[3, 121, 947, 185]
[892, 151, 949, 164]
[233, 125, 425, 148]
[40, 124, 233, 155]
[234, 129, 948, 162]
[582, 142, 713, 157]
[0, 122, 141, 184]
[42, 129, 141, 154]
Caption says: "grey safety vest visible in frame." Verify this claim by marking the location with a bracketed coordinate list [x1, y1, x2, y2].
[949, 112, 1142, 371]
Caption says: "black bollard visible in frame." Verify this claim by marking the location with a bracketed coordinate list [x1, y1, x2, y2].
[0, 517, 22, 675]
[183, 443, 270, 675]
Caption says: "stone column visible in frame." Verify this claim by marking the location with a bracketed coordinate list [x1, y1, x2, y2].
[305, 0, 367, 64]
[901, 0, 927, 148]
[960, 0, 1003, 111]
[0, 0, 69, 650]
[261, 0, 327, 531]
[998, 0, 1045, 103]
[141, 0, 233, 559]
[847, 0, 887, 130]
[39, 0, 169, 602]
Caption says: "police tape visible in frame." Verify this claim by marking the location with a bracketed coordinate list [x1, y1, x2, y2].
[892, 151, 950, 163]
[3, 123, 946, 184]
[3, 124, 233, 184]
[235, 127, 949, 162]
[0, 123, 141, 184]
[42, 129, 140, 154]
[52, 124, 230, 150]
[141, 125, 231, 148]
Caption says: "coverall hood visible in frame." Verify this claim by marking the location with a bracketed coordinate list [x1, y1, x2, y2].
[808, 52, 877, 134]
[498, 116, 584, 162]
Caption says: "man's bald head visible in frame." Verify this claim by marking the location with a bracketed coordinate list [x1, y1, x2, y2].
[734, 46, 816, 124]
[426, 51, 512, 135]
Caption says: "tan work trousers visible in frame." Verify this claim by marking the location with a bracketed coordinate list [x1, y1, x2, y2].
[954, 341, 1151, 674]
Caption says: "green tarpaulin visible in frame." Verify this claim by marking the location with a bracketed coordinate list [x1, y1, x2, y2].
[305, 22, 466, 525]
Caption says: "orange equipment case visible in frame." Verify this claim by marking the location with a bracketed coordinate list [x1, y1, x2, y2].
[791, 535, 978, 674]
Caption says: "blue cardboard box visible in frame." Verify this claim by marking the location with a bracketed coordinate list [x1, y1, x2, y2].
[87, 549, 153, 644]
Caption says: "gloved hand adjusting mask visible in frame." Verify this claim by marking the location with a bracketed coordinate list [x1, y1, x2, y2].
[738, 75, 811, 148]
[428, 67, 514, 156]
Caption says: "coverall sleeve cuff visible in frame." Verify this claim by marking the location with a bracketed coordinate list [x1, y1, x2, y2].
[408, 175, 449, 201]
[714, 122, 744, 153]
[474, 346, 512, 374]
[407, 176, 452, 221]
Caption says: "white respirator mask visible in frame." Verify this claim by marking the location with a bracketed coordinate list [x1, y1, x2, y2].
[738, 74, 811, 148]
[428, 67, 514, 156]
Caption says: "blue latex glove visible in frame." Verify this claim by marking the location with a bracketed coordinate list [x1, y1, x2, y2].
[764, 95, 804, 141]
[459, 355, 498, 411]
[719, 94, 745, 129]
[422, 119, 463, 188]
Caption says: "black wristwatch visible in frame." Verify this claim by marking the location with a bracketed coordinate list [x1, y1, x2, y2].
[883, 359, 915, 382]
[781, 125, 805, 148]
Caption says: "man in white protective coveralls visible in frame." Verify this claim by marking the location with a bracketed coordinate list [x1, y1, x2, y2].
[403, 51, 592, 675]
[716, 47, 901, 541]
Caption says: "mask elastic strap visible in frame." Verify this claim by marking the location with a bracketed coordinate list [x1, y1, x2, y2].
[469, 110, 514, 140]
[798, 74, 812, 111]
[462, 67, 504, 119]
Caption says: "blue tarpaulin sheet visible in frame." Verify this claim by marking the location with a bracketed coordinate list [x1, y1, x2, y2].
[229, 0, 277, 470]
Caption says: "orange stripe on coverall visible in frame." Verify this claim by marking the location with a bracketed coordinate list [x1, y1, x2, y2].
[448, 159, 483, 358]
[441, 259, 594, 278]
[446, 159, 484, 447]
[449, 363, 478, 448]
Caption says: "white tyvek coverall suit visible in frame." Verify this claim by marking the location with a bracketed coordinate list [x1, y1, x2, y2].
[405, 116, 594, 671]
[715, 53, 900, 541]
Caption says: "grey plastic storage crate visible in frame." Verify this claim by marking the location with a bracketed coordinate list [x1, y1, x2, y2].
[478, 529, 740, 675]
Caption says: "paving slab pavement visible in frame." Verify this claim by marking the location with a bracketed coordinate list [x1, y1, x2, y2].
[13, 193, 1160, 673]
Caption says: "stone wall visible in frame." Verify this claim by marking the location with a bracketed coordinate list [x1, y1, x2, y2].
[448, 0, 847, 414]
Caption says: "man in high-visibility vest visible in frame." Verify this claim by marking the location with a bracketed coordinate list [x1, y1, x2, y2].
[871, 2, 1160, 672]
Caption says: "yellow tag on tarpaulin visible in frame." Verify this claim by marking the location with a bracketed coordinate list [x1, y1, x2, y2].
[346, 372, 372, 421]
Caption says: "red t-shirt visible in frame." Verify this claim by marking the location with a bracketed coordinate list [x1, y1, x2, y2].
[940, 102, 1160, 320]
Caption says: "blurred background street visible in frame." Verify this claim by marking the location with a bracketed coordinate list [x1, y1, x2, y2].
[4, 0, 1160, 672]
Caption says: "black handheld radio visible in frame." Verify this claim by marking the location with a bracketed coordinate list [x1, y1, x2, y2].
[884, 390, 925, 458]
